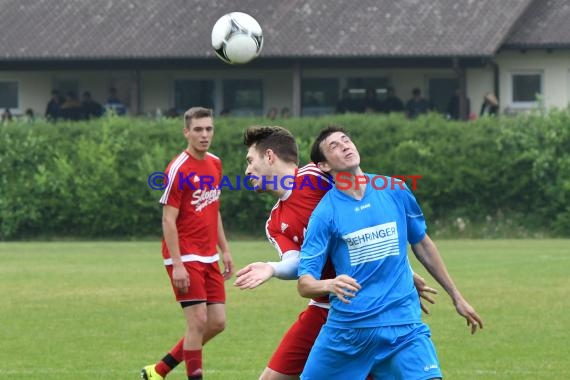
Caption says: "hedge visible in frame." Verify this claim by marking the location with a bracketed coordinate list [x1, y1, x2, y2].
[0, 110, 568, 240]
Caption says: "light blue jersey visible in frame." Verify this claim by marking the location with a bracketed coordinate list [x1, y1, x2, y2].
[298, 174, 427, 328]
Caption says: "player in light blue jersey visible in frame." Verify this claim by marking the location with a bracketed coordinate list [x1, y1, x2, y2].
[297, 126, 483, 380]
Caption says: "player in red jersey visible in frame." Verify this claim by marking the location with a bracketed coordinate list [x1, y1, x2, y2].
[141, 107, 233, 380]
[234, 126, 436, 380]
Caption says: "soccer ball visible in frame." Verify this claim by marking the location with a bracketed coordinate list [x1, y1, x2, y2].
[211, 12, 264, 64]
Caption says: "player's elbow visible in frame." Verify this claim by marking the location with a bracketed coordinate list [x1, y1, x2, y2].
[297, 275, 313, 298]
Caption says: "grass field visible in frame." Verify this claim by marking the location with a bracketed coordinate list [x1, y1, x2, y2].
[0, 240, 569, 379]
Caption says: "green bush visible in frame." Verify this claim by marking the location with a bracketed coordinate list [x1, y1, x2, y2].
[1, 110, 569, 240]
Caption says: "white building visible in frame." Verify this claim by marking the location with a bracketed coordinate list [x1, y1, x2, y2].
[0, 0, 568, 119]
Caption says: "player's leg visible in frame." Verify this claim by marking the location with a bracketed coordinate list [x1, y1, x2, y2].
[203, 262, 227, 344]
[371, 323, 442, 380]
[260, 305, 328, 380]
[204, 302, 226, 343]
[142, 262, 225, 380]
[141, 338, 184, 379]
[142, 307, 223, 380]
[182, 301, 208, 380]
[141, 263, 190, 380]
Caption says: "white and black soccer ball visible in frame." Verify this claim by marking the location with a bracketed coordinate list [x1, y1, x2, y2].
[211, 12, 263, 65]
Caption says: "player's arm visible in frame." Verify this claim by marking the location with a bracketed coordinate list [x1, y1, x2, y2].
[234, 250, 299, 289]
[234, 208, 304, 289]
[411, 234, 484, 334]
[162, 205, 189, 293]
[296, 211, 361, 302]
[217, 211, 233, 280]
[298, 274, 360, 304]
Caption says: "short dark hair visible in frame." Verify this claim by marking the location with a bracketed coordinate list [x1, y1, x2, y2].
[412, 88, 421, 96]
[184, 107, 214, 127]
[243, 126, 298, 165]
[310, 125, 349, 164]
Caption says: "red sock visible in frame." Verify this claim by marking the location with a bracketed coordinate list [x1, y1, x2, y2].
[155, 338, 184, 377]
[184, 349, 203, 379]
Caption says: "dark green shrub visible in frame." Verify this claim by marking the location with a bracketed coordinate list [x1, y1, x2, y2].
[1, 109, 568, 240]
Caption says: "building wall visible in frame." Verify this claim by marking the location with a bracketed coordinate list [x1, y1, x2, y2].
[5, 54, 568, 119]
[496, 50, 570, 111]
[466, 67, 495, 117]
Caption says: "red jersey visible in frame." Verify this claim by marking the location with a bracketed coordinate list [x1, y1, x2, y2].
[160, 151, 222, 264]
[265, 163, 335, 306]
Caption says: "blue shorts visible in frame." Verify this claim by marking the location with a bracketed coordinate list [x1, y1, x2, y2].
[301, 323, 442, 380]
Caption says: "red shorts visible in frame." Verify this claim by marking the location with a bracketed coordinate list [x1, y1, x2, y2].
[165, 261, 225, 303]
[267, 305, 328, 375]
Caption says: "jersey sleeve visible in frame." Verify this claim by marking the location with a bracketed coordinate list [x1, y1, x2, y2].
[298, 211, 332, 280]
[159, 162, 183, 208]
[267, 228, 300, 257]
[401, 183, 427, 244]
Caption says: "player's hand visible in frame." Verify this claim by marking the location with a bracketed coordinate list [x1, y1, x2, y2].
[221, 251, 234, 280]
[172, 263, 189, 294]
[454, 297, 484, 334]
[234, 262, 274, 289]
[413, 273, 438, 314]
[327, 274, 361, 304]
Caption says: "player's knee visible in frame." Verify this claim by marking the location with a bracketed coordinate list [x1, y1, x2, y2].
[186, 311, 208, 332]
[210, 317, 226, 334]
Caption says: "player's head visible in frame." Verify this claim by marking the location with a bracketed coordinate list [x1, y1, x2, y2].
[310, 125, 360, 174]
[243, 126, 298, 191]
[183, 107, 214, 156]
[243, 126, 298, 164]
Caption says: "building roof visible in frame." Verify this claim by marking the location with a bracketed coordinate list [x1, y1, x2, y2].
[0, 0, 542, 61]
[503, 0, 570, 49]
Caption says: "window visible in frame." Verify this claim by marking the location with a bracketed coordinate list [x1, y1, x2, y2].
[301, 78, 339, 116]
[174, 80, 214, 113]
[223, 79, 263, 116]
[0, 81, 18, 109]
[512, 72, 542, 105]
[428, 77, 458, 114]
[346, 77, 389, 100]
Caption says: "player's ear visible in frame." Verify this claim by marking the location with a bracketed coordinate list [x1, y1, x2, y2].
[316, 161, 331, 173]
[265, 148, 275, 164]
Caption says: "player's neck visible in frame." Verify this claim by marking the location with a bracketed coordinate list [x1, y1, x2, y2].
[334, 167, 366, 200]
[186, 147, 207, 160]
[272, 162, 298, 198]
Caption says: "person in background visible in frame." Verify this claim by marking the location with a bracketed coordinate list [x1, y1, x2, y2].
[405, 88, 432, 119]
[363, 88, 382, 113]
[1, 108, 13, 124]
[266, 107, 279, 120]
[60, 92, 83, 121]
[381, 86, 405, 114]
[23, 108, 35, 123]
[45, 90, 62, 122]
[105, 87, 127, 116]
[447, 88, 471, 120]
[81, 91, 103, 119]
[141, 107, 233, 380]
[480, 93, 499, 116]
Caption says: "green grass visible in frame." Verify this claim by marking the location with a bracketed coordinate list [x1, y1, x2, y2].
[0, 240, 569, 379]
